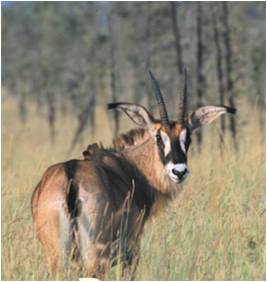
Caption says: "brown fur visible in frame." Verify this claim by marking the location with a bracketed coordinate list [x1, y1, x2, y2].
[32, 102, 234, 279]
[82, 128, 150, 161]
[113, 128, 149, 151]
[31, 132, 179, 278]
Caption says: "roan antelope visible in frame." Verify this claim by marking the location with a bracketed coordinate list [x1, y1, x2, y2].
[31, 70, 236, 279]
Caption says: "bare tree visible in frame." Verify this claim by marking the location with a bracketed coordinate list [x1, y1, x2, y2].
[68, 93, 95, 154]
[89, 74, 96, 137]
[196, 2, 205, 152]
[222, 2, 238, 150]
[46, 90, 56, 144]
[144, 4, 153, 113]
[108, 14, 119, 137]
[36, 48, 56, 144]
[170, 1, 184, 75]
[17, 78, 28, 123]
[212, 4, 225, 147]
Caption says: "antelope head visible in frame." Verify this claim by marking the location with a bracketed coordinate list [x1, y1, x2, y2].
[108, 70, 236, 184]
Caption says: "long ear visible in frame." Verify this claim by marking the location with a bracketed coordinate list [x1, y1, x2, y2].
[108, 102, 155, 128]
[186, 105, 236, 131]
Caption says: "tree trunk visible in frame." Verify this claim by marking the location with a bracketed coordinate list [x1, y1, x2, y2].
[90, 75, 96, 137]
[170, 1, 184, 75]
[68, 93, 94, 154]
[18, 79, 28, 123]
[36, 48, 55, 144]
[89, 46, 97, 137]
[196, 2, 205, 152]
[144, 5, 153, 113]
[212, 4, 225, 147]
[222, 2, 238, 150]
[47, 89, 56, 144]
[109, 15, 119, 137]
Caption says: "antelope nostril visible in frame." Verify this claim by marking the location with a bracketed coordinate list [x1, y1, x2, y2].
[172, 168, 188, 179]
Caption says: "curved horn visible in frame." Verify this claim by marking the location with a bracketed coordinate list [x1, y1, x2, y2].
[178, 68, 188, 123]
[148, 70, 170, 126]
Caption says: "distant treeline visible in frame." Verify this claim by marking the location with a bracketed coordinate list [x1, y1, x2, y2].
[2, 1, 265, 148]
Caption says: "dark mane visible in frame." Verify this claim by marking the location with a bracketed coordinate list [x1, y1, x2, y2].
[83, 142, 116, 161]
[113, 128, 146, 151]
[83, 128, 147, 160]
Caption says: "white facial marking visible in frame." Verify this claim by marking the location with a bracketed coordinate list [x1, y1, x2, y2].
[166, 162, 189, 183]
[160, 131, 171, 156]
[173, 163, 187, 172]
[179, 129, 187, 153]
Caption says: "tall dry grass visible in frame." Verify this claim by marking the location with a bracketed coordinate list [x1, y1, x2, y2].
[2, 97, 265, 280]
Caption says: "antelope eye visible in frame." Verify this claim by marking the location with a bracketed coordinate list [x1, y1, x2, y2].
[156, 134, 162, 143]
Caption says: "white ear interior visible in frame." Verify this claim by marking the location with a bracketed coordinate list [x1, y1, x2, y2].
[109, 103, 154, 128]
[188, 105, 233, 130]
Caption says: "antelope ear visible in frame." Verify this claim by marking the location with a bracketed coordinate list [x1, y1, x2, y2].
[186, 105, 236, 131]
[108, 102, 155, 128]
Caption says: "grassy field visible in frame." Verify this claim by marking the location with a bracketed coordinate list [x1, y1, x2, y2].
[2, 96, 265, 280]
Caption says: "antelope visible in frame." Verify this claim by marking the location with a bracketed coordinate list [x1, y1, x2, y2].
[31, 70, 236, 279]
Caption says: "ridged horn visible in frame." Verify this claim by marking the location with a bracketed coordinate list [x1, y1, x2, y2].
[148, 70, 170, 126]
[178, 68, 188, 123]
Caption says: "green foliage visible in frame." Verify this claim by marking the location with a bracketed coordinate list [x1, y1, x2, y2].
[2, 2, 265, 109]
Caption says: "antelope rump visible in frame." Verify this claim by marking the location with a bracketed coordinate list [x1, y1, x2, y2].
[31, 70, 236, 279]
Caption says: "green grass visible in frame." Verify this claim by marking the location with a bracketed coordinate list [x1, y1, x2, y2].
[2, 97, 265, 280]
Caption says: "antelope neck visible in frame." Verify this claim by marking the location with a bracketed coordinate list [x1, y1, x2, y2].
[123, 137, 172, 195]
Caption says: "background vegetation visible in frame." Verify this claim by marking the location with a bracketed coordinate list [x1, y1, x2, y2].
[2, 1, 265, 280]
